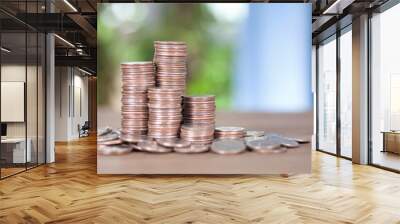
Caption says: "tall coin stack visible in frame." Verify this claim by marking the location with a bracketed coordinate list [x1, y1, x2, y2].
[147, 87, 182, 139]
[180, 95, 216, 144]
[153, 41, 187, 94]
[120, 62, 155, 139]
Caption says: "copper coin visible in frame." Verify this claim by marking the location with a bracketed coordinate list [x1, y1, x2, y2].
[138, 139, 173, 153]
[156, 138, 191, 148]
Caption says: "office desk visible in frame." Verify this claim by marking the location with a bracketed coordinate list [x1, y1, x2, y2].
[1, 138, 31, 164]
[382, 131, 400, 154]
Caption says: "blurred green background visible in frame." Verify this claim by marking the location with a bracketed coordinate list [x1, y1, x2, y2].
[98, 3, 245, 110]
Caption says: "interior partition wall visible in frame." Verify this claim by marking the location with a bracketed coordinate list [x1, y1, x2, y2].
[316, 25, 353, 159]
[0, 1, 47, 179]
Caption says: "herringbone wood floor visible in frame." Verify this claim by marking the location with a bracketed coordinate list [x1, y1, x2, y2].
[1, 136, 400, 224]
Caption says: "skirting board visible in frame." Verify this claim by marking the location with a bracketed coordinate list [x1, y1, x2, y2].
[97, 144, 311, 175]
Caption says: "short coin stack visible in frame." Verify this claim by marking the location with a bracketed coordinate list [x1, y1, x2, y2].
[182, 95, 216, 125]
[214, 127, 246, 139]
[120, 62, 155, 139]
[147, 87, 182, 139]
[180, 95, 216, 145]
[180, 124, 215, 145]
[153, 41, 187, 94]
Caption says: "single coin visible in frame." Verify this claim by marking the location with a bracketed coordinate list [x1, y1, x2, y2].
[211, 139, 246, 155]
[246, 130, 265, 137]
[97, 127, 112, 136]
[137, 139, 173, 153]
[246, 139, 286, 154]
[120, 134, 150, 143]
[156, 138, 191, 148]
[215, 126, 246, 133]
[174, 144, 210, 153]
[98, 139, 123, 146]
[290, 137, 310, 144]
[98, 145, 133, 156]
[280, 138, 300, 148]
[264, 135, 300, 148]
[244, 136, 264, 143]
[97, 132, 119, 142]
[131, 143, 145, 151]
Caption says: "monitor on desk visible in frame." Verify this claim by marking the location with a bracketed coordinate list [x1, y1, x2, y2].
[1, 123, 7, 137]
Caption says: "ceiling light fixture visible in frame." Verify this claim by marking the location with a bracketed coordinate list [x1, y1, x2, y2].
[322, 0, 354, 15]
[78, 67, 93, 76]
[54, 34, 75, 48]
[63, 0, 78, 12]
[1, 47, 11, 53]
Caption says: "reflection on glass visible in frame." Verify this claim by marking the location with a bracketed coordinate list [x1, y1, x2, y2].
[340, 29, 352, 158]
[318, 37, 337, 154]
[371, 3, 400, 171]
[27, 31, 38, 169]
[38, 33, 46, 165]
[1, 31, 27, 177]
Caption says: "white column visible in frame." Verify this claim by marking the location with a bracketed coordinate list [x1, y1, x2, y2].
[352, 14, 369, 164]
[46, 33, 55, 163]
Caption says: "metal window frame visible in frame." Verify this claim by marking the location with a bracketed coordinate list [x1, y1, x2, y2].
[315, 22, 353, 161]
[0, 0, 47, 180]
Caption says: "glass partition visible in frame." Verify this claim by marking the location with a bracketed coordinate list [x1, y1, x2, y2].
[339, 28, 352, 158]
[317, 35, 337, 154]
[0, 2, 46, 179]
[370, 3, 400, 171]
[1, 30, 28, 177]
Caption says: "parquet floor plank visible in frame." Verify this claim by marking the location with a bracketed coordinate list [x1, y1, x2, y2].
[0, 136, 399, 223]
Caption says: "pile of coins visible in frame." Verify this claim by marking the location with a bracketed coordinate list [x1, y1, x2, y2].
[180, 124, 215, 145]
[120, 62, 155, 139]
[97, 127, 310, 156]
[182, 95, 216, 125]
[180, 95, 216, 144]
[153, 41, 187, 94]
[147, 87, 182, 139]
[214, 127, 246, 139]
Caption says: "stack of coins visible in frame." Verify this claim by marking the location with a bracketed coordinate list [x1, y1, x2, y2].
[182, 95, 216, 125]
[147, 87, 182, 139]
[180, 124, 215, 145]
[120, 62, 155, 139]
[214, 127, 246, 139]
[153, 41, 187, 94]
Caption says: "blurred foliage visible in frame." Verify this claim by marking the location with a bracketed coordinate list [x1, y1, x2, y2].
[98, 4, 233, 109]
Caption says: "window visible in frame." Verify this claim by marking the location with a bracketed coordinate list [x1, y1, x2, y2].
[339, 28, 352, 158]
[370, 3, 400, 171]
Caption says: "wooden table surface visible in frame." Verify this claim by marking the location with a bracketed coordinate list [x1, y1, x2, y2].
[98, 108, 313, 175]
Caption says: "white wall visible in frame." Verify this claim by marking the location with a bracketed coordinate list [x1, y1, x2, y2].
[54, 67, 89, 141]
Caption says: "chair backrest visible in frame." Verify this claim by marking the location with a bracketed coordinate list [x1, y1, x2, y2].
[82, 121, 90, 129]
